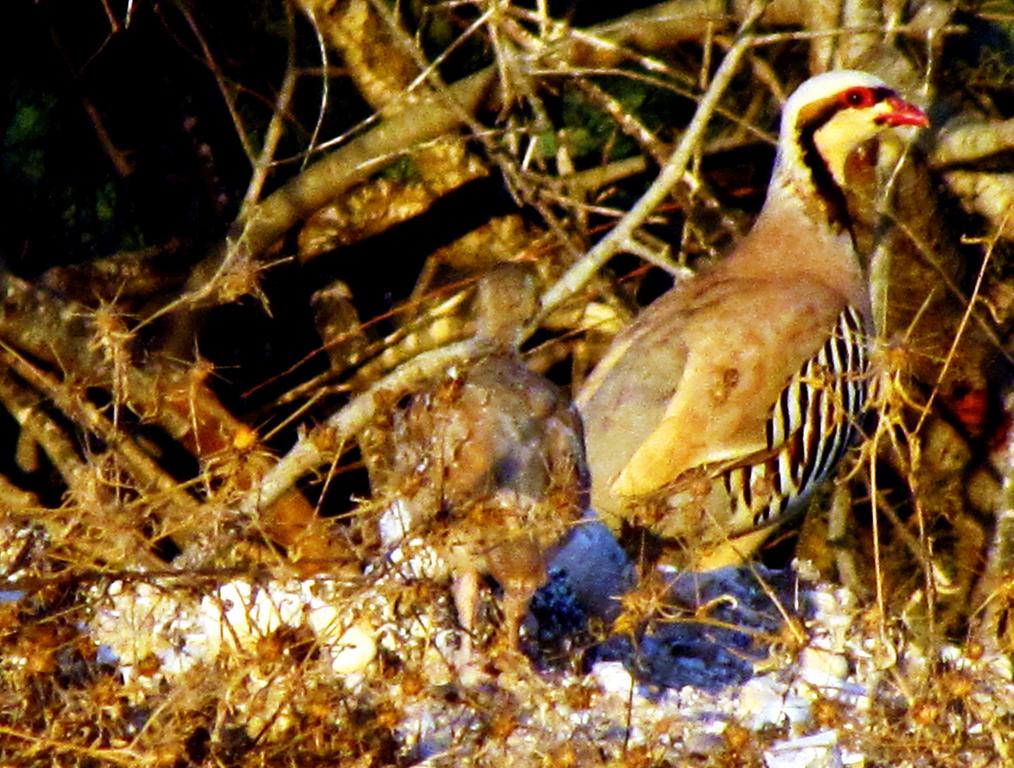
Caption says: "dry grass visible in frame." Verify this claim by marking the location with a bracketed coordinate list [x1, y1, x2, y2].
[0, 1, 1011, 765]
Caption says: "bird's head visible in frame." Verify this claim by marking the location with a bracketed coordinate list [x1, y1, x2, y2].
[773, 70, 929, 227]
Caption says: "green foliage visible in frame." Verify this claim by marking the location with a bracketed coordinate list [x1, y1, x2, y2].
[560, 81, 636, 162]
[379, 154, 424, 183]
[4, 94, 55, 185]
[4, 87, 144, 266]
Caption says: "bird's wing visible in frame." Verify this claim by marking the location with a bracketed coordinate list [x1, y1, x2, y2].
[602, 277, 849, 497]
[576, 287, 693, 514]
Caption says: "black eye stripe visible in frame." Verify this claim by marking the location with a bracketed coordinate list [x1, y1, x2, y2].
[795, 99, 850, 231]
[871, 86, 894, 102]
[792, 83, 897, 232]
[799, 86, 897, 129]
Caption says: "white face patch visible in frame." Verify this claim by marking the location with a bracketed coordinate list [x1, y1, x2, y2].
[774, 71, 892, 190]
[812, 100, 895, 185]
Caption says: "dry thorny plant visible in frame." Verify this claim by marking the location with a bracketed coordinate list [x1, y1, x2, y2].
[0, 0, 1012, 764]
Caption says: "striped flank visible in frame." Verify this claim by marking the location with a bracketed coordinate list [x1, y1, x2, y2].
[724, 305, 868, 531]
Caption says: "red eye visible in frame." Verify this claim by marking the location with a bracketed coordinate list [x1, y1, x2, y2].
[841, 88, 874, 108]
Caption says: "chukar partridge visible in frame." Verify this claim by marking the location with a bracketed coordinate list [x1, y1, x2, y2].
[577, 71, 929, 570]
[375, 263, 588, 652]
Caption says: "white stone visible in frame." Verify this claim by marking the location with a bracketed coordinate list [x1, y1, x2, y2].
[739, 675, 812, 731]
[591, 661, 636, 696]
[799, 648, 850, 690]
[379, 497, 416, 546]
[764, 729, 843, 768]
[328, 623, 377, 675]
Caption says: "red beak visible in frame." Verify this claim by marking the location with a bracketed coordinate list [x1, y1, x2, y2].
[876, 96, 930, 128]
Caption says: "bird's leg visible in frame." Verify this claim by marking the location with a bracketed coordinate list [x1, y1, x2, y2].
[451, 567, 485, 680]
[497, 585, 535, 659]
[452, 567, 479, 648]
[485, 536, 546, 668]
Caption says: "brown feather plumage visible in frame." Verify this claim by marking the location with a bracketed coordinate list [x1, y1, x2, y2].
[577, 71, 928, 569]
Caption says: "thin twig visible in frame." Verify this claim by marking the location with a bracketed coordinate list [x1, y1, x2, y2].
[240, 3, 298, 218]
[238, 339, 483, 516]
[173, 0, 255, 161]
[912, 221, 1005, 438]
[0, 343, 204, 541]
[533, 2, 767, 324]
[302, 6, 331, 169]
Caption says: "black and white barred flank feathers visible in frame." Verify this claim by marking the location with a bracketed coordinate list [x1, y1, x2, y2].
[723, 305, 868, 531]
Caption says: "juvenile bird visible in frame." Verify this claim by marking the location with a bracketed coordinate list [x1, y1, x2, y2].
[374, 263, 588, 656]
[576, 71, 929, 570]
